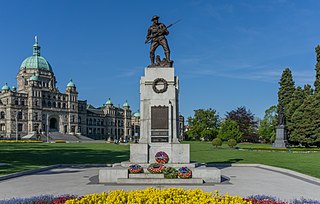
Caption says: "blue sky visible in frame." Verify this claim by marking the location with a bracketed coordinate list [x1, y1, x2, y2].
[0, 0, 320, 120]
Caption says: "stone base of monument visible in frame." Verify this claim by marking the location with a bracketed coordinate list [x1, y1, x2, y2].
[273, 125, 288, 148]
[99, 143, 221, 184]
[272, 140, 288, 148]
[99, 163, 221, 184]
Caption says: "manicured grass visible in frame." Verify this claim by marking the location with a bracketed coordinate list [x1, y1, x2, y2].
[0, 142, 129, 175]
[0, 141, 319, 178]
[186, 141, 320, 178]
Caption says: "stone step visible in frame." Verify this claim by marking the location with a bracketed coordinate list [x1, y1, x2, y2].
[129, 173, 164, 179]
[117, 178, 203, 184]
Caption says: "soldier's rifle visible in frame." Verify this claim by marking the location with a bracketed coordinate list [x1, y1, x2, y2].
[145, 19, 181, 44]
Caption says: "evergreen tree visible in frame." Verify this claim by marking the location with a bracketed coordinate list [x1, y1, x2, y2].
[278, 68, 295, 113]
[290, 94, 320, 147]
[314, 45, 320, 94]
[286, 86, 306, 138]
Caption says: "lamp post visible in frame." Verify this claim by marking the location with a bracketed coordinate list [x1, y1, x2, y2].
[15, 111, 18, 142]
[46, 114, 49, 143]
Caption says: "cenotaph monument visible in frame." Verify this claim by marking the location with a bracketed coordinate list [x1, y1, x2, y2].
[99, 16, 221, 184]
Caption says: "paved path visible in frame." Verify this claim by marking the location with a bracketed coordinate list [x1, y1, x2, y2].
[0, 166, 319, 201]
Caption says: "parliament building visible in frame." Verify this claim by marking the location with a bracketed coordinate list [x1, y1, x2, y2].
[0, 37, 140, 141]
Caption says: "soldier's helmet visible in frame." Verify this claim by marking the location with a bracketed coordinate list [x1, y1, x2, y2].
[151, 15, 159, 21]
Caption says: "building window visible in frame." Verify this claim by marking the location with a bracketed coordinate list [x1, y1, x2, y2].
[17, 112, 22, 120]
[58, 102, 61, 108]
[62, 103, 66, 109]
[34, 112, 38, 121]
[53, 102, 56, 108]
[0, 124, 5, 131]
[0, 112, 4, 119]
[18, 124, 23, 132]
[101, 128, 104, 134]
[78, 116, 81, 123]
[21, 100, 25, 106]
[72, 115, 75, 123]
[15, 100, 18, 105]
[48, 101, 51, 107]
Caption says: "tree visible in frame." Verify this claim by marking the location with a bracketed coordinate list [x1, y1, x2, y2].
[314, 45, 320, 94]
[217, 119, 242, 142]
[278, 68, 295, 126]
[257, 105, 277, 143]
[225, 106, 258, 142]
[187, 108, 220, 141]
[212, 138, 222, 148]
[227, 139, 237, 148]
[290, 95, 317, 146]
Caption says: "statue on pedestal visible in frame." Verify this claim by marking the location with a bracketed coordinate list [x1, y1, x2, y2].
[145, 15, 174, 67]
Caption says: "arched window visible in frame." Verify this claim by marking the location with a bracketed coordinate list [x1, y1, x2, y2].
[53, 102, 56, 108]
[0, 111, 5, 119]
[89, 118, 92, 125]
[78, 116, 81, 123]
[48, 101, 51, 107]
[93, 119, 96, 125]
[58, 102, 61, 108]
[15, 100, 19, 105]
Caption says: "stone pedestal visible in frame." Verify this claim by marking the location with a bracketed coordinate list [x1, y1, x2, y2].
[273, 125, 288, 148]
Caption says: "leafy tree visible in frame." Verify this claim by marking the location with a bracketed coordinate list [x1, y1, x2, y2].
[226, 106, 258, 142]
[257, 105, 277, 143]
[217, 119, 242, 142]
[187, 108, 220, 141]
[212, 138, 222, 148]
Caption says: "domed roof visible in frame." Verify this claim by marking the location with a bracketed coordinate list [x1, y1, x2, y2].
[20, 36, 53, 72]
[29, 73, 39, 81]
[123, 100, 130, 108]
[133, 110, 140, 118]
[67, 79, 75, 87]
[2, 83, 10, 91]
[106, 98, 113, 105]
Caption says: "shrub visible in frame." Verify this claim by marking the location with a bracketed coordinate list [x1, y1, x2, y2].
[227, 139, 237, 148]
[212, 138, 222, 148]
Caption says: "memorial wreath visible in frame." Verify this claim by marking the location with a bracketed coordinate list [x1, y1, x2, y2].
[177, 167, 192, 179]
[155, 151, 169, 164]
[128, 164, 143, 174]
[147, 163, 165, 174]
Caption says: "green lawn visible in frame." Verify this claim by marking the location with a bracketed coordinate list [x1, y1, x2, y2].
[0, 141, 319, 178]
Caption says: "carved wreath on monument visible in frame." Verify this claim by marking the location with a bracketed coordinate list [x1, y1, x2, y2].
[152, 78, 168, 93]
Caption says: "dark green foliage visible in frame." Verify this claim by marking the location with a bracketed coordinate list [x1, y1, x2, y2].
[290, 94, 320, 147]
[217, 119, 242, 142]
[187, 108, 220, 141]
[257, 106, 277, 143]
[211, 138, 222, 147]
[314, 45, 320, 94]
[226, 106, 258, 142]
[227, 139, 237, 148]
[278, 68, 295, 111]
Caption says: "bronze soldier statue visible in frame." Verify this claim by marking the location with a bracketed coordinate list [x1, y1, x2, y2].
[145, 15, 173, 67]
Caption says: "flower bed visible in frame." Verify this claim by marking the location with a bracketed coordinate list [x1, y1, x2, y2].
[1, 190, 319, 204]
[0, 140, 42, 143]
[128, 164, 143, 174]
[147, 163, 165, 174]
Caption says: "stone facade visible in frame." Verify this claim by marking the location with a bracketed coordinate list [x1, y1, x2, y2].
[0, 38, 132, 141]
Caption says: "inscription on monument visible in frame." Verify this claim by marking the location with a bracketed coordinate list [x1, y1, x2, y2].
[151, 106, 169, 129]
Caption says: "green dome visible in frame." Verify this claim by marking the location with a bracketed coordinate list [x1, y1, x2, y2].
[123, 100, 130, 108]
[29, 73, 39, 81]
[2, 83, 10, 91]
[67, 79, 75, 87]
[106, 98, 113, 105]
[133, 111, 140, 118]
[20, 36, 53, 72]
